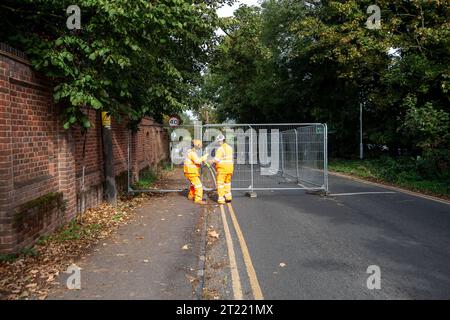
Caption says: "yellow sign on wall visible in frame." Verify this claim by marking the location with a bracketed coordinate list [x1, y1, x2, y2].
[102, 111, 111, 128]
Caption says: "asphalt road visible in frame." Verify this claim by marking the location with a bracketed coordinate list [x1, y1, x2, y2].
[223, 174, 450, 299]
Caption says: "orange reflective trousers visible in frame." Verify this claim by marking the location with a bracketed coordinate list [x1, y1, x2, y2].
[185, 174, 203, 203]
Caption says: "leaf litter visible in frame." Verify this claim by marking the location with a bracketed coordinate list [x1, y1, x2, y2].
[0, 193, 156, 300]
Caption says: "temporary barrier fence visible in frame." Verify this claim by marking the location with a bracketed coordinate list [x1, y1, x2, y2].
[128, 123, 328, 194]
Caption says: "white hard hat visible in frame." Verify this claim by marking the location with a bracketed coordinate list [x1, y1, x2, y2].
[215, 134, 225, 142]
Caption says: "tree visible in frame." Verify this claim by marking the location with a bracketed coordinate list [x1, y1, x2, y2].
[0, 0, 230, 129]
[204, 0, 449, 161]
[1, 0, 235, 203]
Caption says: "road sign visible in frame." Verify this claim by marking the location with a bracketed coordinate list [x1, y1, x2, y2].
[102, 111, 111, 129]
[168, 115, 181, 127]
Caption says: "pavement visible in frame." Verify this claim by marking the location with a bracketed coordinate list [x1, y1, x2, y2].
[49, 170, 207, 300]
[211, 173, 450, 300]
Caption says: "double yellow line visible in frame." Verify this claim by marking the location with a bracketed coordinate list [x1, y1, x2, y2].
[219, 203, 264, 300]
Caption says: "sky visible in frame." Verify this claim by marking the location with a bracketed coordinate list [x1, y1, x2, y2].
[215, 0, 261, 37]
[217, 0, 261, 18]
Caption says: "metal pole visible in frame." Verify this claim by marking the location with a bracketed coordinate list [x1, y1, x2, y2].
[280, 132, 284, 176]
[170, 141, 173, 170]
[200, 123, 203, 183]
[324, 124, 329, 192]
[360, 102, 364, 160]
[294, 129, 299, 183]
[249, 125, 254, 192]
[127, 130, 131, 192]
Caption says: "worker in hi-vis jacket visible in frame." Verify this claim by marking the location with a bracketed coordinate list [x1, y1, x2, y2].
[184, 139, 208, 205]
[209, 134, 234, 204]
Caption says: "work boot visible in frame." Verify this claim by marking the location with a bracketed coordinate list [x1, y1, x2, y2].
[195, 200, 207, 205]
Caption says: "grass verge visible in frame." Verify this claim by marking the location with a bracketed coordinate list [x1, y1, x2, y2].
[329, 158, 450, 199]
[132, 161, 173, 190]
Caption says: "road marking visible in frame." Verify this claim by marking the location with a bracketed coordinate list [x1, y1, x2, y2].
[227, 203, 264, 300]
[330, 191, 396, 196]
[219, 204, 243, 300]
[330, 171, 450, 206]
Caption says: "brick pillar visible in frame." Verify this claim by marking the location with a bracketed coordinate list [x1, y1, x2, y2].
[57, 125, 77, 220]
[0, 58, 14, 253]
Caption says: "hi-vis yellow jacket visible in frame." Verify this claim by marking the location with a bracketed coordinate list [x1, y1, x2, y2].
[184, 149, 206, 176]
[214, 143, 234, 174]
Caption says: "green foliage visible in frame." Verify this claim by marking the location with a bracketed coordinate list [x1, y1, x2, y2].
[133, 167, 158, 189]
[55, 220, 82, 241]
[160, 160, 175, 172]
[47, 219, 103, 242]
[330, 157, 450, 198]
[13, 192, 65, 228]
[205, 0, 449, 160]
[112, 213, 123, 222]
[0, 0, 230, 129]
[0, 247, 39, 262]
[402, 99, 449, 151]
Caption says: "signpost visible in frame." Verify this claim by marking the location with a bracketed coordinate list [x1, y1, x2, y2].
[101, 111, 116, 205]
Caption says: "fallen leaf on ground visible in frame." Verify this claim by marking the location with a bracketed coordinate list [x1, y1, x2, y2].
[207, 230, 220, 239]
[0, 193, 154, 300]
[181, 244, 189, 250]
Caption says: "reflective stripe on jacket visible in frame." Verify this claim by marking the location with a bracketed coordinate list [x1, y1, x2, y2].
[215, 143, 234, 173]
[184, 149, 202, 175]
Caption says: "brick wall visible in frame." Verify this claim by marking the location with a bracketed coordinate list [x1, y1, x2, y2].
[0, 44, 169, 253]
[133, 119, 170, 179]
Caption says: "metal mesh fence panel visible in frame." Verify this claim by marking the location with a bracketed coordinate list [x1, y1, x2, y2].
[128, 124, 201, 192]
[129, 123, 328, 193]
[296, 125, 327, 189]
[202, 124, 328, 192]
